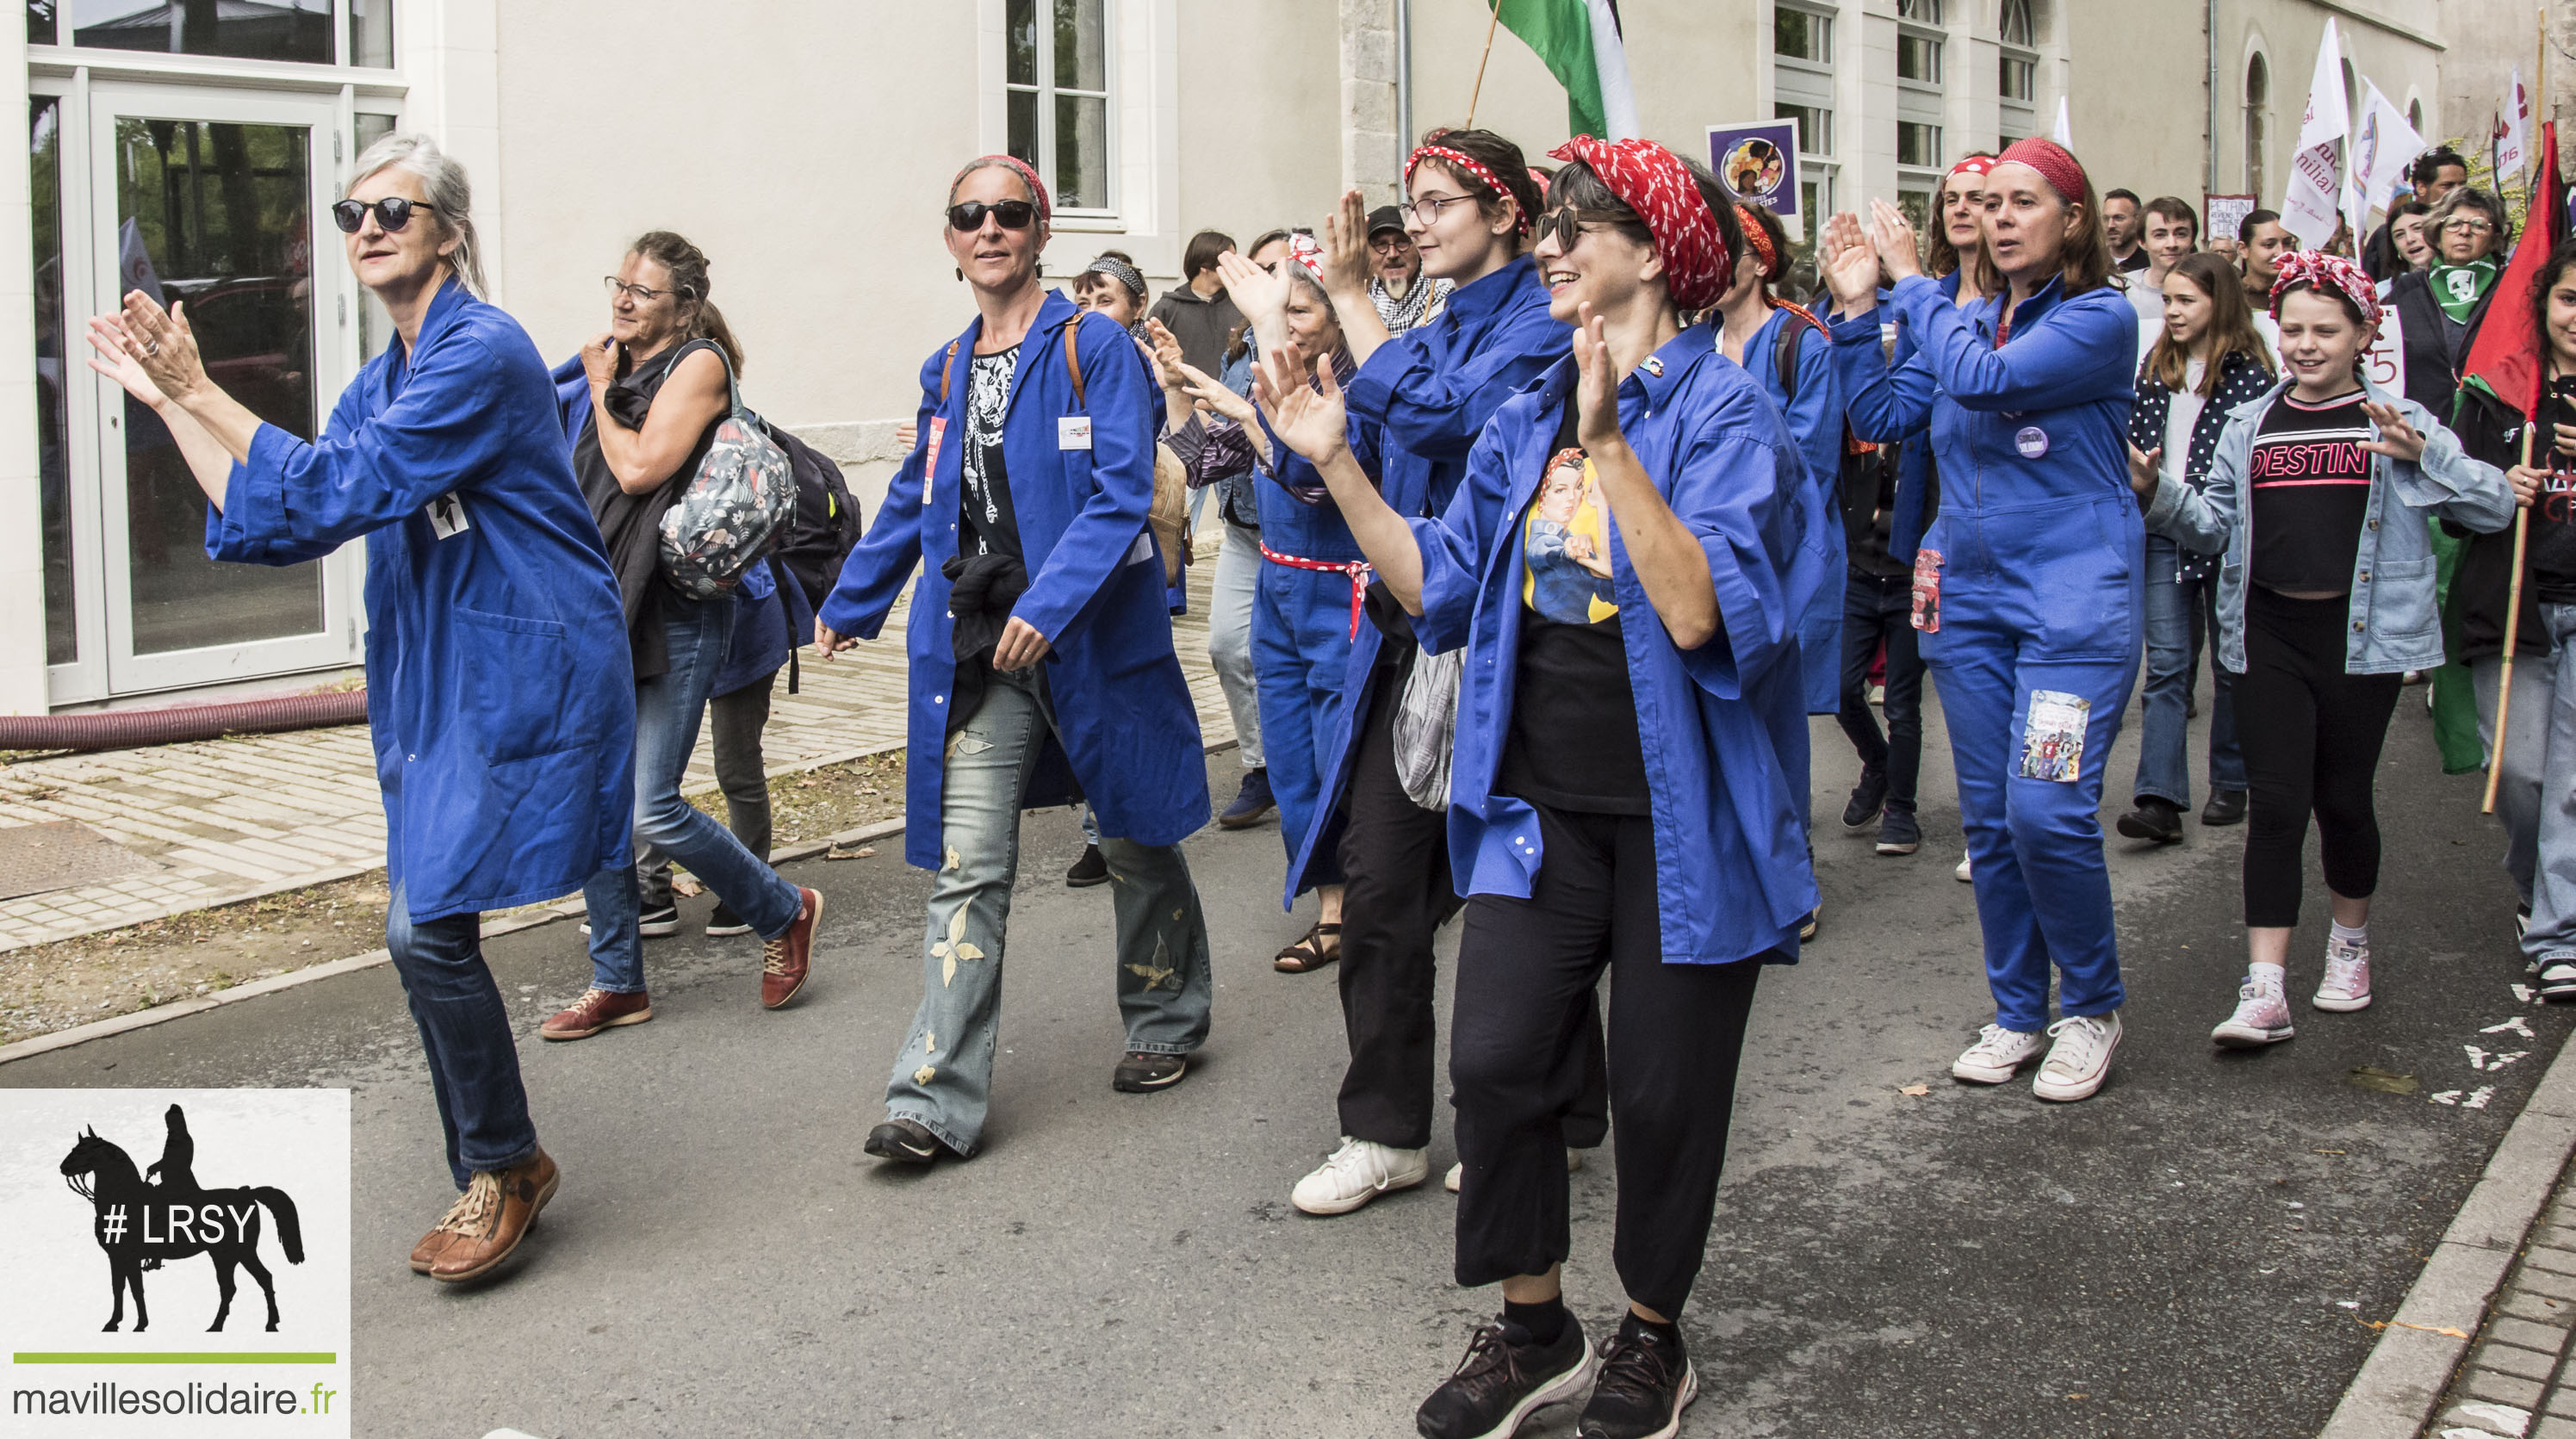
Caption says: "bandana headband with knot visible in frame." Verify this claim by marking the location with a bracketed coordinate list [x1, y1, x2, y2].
[1406, 145, 1530, 236]
[1735, 205, 1778, 278]
[1547, 447, 1588, 476]
[1547, 135, 1733, 310]
[1285, 231, 1327, 282]
[952, 153, 1052, 229]
[1993, 138, 2088, 205]
[1083, 255, 1145, 301]
[2269, 249, 2382, 330]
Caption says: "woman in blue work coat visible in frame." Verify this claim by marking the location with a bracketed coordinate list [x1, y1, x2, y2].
[1819, 138, 2142, 1104]
[1264, 137, 1832, 1439]
[816, 155, 1212, 1165]
[86, 133, 627, 1283]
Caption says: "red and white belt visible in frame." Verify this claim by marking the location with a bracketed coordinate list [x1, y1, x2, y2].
[1259, 542, 1374, 638]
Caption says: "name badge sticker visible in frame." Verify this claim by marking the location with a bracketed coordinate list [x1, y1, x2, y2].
[922, 418, 947, 503]
[2014, 426, 2050, 460]
[425, 491, 470, 539]
[1058, 415, 1094, 451]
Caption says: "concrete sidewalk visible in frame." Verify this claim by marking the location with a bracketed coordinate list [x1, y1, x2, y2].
[0, 554, 1238, 952]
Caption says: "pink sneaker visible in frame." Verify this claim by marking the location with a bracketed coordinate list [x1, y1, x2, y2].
[2211, 977, 2295, 1048]
[2314, 940, 2372, 1012]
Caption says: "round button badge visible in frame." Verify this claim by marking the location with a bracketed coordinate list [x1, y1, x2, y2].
[2014, 425, 2050, 460]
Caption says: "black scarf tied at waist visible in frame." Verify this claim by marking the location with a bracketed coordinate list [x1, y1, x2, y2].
[940, 551, 1031, 735]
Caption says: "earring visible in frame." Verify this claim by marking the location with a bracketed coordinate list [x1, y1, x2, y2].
[954, 267, 964, 282]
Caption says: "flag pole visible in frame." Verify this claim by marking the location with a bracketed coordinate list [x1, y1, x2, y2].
[1466, 0, 1503, 130]
[2486, 425, 2534, 816]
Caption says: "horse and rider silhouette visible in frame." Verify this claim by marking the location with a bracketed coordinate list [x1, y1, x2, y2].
[59, 1104, 304, 1333]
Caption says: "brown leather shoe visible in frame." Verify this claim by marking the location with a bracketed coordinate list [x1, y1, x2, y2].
[540, 988, 653, 1041]
[760, 887, 822, 1009]
[425, 1147, 559, 1283]
[407, 1226, 455, 1275]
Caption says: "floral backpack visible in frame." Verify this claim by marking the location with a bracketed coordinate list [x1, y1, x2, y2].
[658, 345, 797, 599]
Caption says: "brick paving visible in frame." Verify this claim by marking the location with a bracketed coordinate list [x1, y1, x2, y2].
[0, 555, 1238, 951]
[2428, 1151, 2576, 1438]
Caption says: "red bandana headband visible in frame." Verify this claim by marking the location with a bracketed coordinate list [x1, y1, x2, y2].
[1406, 144, 1530, 236]
[2270, 249, 2382, 329]
[1994, 139, 2087, 204]
[1947, 155, 1997, 182]
[1548, 135, 1733, 310]
[952, 154, 1052, 229]
[1735, 205, 1778, 276]
[1547, 447, 1587, 475]
[1285, 230, 1326, 282]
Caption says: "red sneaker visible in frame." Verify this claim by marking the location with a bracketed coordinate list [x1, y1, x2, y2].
[761, 887, 823, 1009]
[539, 988, 653, 1041]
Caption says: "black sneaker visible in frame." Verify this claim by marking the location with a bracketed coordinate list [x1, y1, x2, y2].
[2541, 957, 2576, 1002]
[1577, 1319, 1696, 1439]
[1065, 844, 1110, 888]
[705, 902, 754, 937]
[863, 1117, 953, 1164]
[1840, 767, 1888, 829]
[1113, 1051, 1188, 1092]
[582, 902, 679, 939]
[2115, 797, 2183, 843]
[1874, 805, 1921, 855]
[2201, 788, 2248, 827]
[1218, 767, 1276, 830]
[1416, 1318, 1595, 1439]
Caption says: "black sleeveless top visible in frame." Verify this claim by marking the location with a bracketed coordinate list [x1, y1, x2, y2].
[578, 336, 724, 679]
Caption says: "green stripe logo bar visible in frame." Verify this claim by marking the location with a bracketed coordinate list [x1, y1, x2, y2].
[14, 1353, 338, 1364]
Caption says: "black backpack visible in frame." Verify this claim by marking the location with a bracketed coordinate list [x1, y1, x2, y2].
[756, 418, 865, 610]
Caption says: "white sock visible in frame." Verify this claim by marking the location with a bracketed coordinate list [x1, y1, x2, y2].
[2250, 962, 2287, 989]
[2330, 921, 2369, 950]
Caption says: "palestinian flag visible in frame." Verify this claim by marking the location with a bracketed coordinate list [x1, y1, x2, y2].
[1492, 0, 1638, 140]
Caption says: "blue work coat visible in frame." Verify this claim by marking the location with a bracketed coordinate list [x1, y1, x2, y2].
[1285, 255, 1569, 895]
[1831, 276, 1965, 565]
[1740, 304, 1847, 713]
[821, 292, 1207, 869]
[208, 277, 635, 923]
[1411, 326, 1834, 965]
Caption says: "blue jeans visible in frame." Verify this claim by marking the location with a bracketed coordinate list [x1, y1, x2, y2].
[1254, 559, 1359, 886]
[885, 664, 1213, 1156]
[582, 592, 804, 990]
[387, 884, 537, 1190]
[2523, 607, 2576, 963]
[2132, 537, 2245, 809]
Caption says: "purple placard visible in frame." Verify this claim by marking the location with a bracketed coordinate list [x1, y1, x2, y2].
[1706, 120, 1803, 220]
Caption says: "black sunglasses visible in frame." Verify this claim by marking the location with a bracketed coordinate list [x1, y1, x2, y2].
[331, 196, 436, 233]
[1531, 208, 1605, 252]
[947, 200, 1037, 233]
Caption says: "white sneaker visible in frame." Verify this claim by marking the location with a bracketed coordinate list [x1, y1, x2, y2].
[1290, 1137, 1429, 1216]
[1443, 1151, 1582, 1194]
[2212, 977, 2296, 1046]
[2313, 940, 2372, 1012]
[1952, 1024, 2047, 1084]
[1955, 850, 1973, 883]
[2033, 1012, 2122, 1101]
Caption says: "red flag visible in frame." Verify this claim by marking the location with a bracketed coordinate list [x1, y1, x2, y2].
[2461, 121, 2565, 420]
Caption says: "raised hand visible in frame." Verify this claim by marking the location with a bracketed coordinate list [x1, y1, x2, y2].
[1214, 249, 1289, 329]
[1819, 212, 1885, 311]
[1569, 302, 1623, 458]
[1145, 319, 1189, 388]
[1169, 358, 1254, 426]
[579, 332, 621, 393]
[116, 290, 210, 403]
[2358, 400, 2426, 466]
[1251, 344, 1349, 466]
[84, 313, 167, 406]
[1317, 189, 1376, 301]
[1866, 199, 1926, 283]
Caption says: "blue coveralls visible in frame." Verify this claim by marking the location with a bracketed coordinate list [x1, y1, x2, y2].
[1285, 255, 1571, 898]
[1738, 304, 1848, 715]
[1835, 273, 2143, 1032]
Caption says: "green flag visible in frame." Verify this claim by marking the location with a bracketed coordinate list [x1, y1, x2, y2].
[1490, 0, 1637, 140]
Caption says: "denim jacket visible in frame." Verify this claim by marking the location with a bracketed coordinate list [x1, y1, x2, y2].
[2143, 376, 2517, 674]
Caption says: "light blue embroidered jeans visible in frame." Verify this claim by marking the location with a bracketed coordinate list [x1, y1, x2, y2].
[884, 664, 1213, 1156]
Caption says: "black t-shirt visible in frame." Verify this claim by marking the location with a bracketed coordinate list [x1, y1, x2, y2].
[2529, 378, 2576, 605]
[959, 344, 1022, 560]
[1495, 402, 1650, 816]
[2249, 390, 2373, 593]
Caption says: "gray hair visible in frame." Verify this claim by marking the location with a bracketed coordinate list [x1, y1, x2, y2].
[345, 132, 488, 299]
[2430, 186, 2511, 251]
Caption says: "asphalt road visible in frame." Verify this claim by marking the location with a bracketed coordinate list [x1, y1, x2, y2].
[4, 677, 2560, 1438]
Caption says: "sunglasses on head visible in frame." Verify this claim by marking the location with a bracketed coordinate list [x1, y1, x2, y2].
[947, 200, 1037, 233]
[331, 196, 435, 233]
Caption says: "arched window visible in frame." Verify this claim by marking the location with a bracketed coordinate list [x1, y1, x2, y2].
[2245, 53, 2269, 199]
[2409, 98, 2424, 132]
[2341, 59, 2356, 119]
[2001, 0, 2036, 47]
[1999, 0, 2039, 146]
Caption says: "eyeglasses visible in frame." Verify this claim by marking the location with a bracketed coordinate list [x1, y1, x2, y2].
[1402, 193, 1479, 227]
[604, 276, 692, 303]
[947, 200, 1037, 232]
[1530, 208, 1606, 253]
[330, 196, 435, 234]
[2447, 218, 2497, 234]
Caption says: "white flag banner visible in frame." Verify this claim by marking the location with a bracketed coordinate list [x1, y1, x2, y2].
[2281, 18, 2349, 249]
[2498, 67, 2532, 181]
[2345, 78, 2426, 241]
[2052, 96, 2072, 148]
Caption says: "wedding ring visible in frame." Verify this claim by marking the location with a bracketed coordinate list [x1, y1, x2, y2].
[145, 341, 158, 356]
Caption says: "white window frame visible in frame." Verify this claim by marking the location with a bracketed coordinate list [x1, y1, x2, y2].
[1002, 0, 1119, 222]
[1998, 0, 2039, 150]
[29, 0, 397, 71]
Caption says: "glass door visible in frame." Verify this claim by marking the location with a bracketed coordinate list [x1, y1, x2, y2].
[84, 83, 357, 695]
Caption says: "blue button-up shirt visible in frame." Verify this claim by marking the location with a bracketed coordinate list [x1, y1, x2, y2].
[1409, 325, 1834, 965]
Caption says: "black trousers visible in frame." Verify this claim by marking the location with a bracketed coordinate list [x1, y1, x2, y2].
[1335, 651, 1605, 1151]
[1835, 569, 1927, 808]
[2236, 587, 2402, 928]
[1450, 803, 1764, 1318]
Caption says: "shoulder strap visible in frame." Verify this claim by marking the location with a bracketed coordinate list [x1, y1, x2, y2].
[1770, 301, 1826, 401]
[1064, 319, 1086, 410]
[936, 339, 962, 406]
